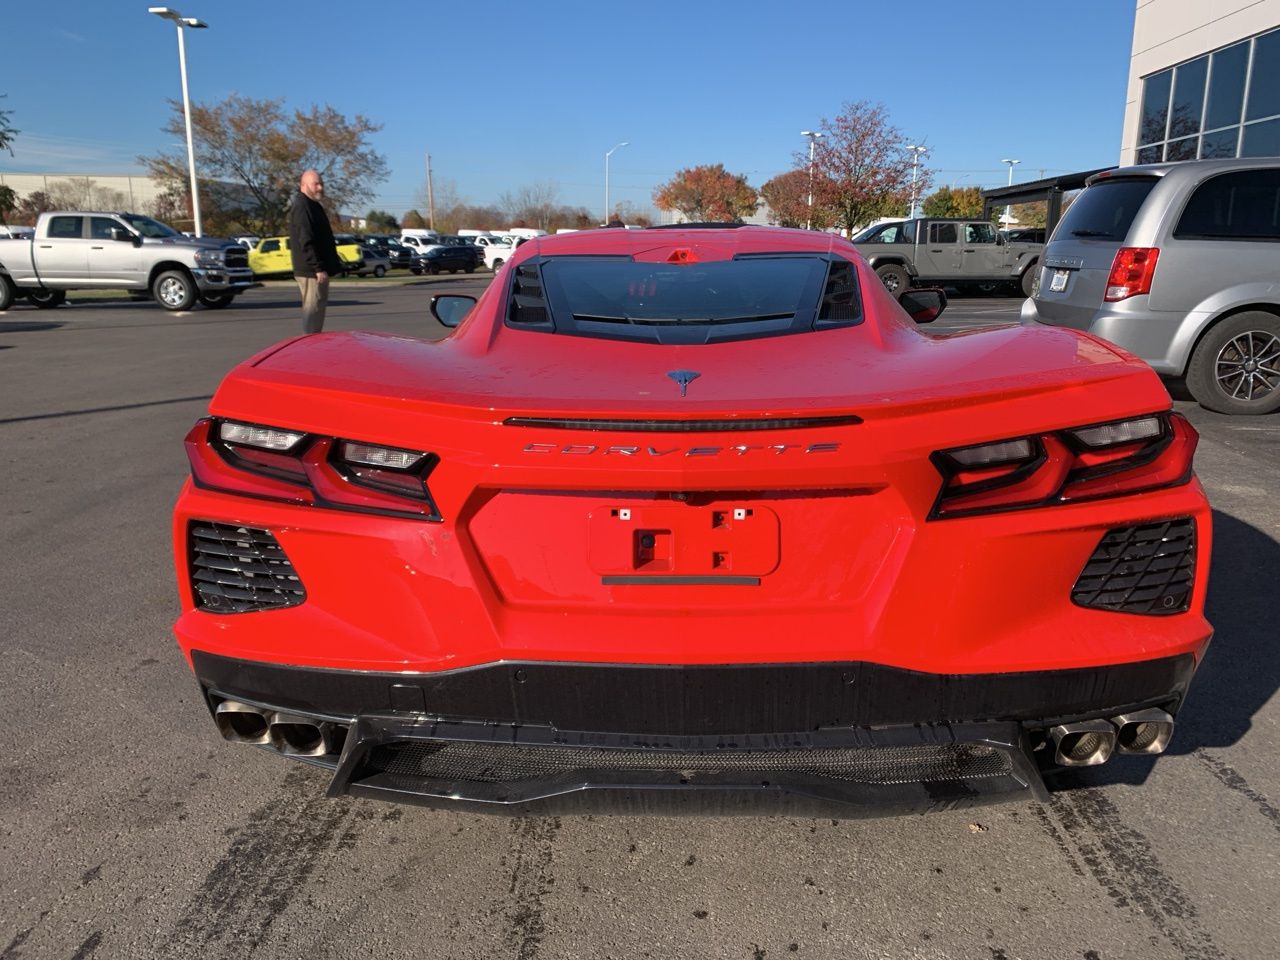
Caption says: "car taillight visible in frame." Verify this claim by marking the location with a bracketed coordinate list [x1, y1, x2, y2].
[185, 418, 442, 521]
[1104, 247, 1159, 301]
[931, 412, 1197, 519]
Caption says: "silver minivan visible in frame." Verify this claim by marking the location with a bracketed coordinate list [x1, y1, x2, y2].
[1022, 158, 1280, 414]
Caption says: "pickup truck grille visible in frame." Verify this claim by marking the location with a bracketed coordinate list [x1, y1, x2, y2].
[223, 247, 249, 269]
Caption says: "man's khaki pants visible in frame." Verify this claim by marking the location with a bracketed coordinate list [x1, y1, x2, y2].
[296, 275, 330, 334]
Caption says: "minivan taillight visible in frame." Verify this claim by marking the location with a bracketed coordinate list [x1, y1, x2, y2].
[1104, 247, 1160, 302]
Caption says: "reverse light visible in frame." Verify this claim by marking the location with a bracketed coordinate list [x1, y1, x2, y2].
[219, 421, 305, 450]
[1069, 417, 1162, 447]
[186, 418, 442, 521]
[946, 438, 1035, 467]
[931, 413, 1197, 519]
[1104, 247, 1159, 301]
[338, 441, 425, 470]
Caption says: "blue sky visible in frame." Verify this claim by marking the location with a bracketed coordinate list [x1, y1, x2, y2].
[2, 0, 1137, 218]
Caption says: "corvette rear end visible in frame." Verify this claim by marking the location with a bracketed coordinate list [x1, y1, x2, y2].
[172, 226, 1212, 814]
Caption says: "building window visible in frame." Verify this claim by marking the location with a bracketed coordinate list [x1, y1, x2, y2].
[1137, 27, 1280, 163]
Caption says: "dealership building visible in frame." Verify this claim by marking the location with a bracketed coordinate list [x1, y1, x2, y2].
[1121, 0, 1280, 165]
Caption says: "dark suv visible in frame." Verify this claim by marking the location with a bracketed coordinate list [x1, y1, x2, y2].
[1023, 158, 1280, 415]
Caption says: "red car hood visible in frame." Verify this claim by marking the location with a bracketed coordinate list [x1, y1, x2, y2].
[214, 321, 1163, 429]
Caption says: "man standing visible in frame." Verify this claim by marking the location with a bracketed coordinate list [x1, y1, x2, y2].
[288, 169, 343, 334]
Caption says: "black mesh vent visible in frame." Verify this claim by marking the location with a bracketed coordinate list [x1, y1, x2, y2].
[509, 263, 548, 326]
[1072, 519, 1195, 615]
[364, 739, 1012, 787]
[189, 522, 305, 614]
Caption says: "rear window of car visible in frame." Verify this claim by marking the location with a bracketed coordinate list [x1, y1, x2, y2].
[1053, 177, 1158, 242]
[506, 255, 861, 345]
[1174, 169, 1280, 241]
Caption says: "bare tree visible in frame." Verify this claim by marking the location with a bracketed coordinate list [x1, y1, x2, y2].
[497, 180, 561, 231]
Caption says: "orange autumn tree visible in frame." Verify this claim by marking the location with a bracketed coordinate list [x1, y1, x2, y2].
[653, 164, 758, 223]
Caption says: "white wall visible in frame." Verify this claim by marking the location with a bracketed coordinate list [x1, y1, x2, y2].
[1120, 0, 1280, 164]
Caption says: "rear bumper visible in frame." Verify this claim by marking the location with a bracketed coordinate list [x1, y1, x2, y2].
[192, 649, 1198, 814]
[1023, 297, 1196, 376]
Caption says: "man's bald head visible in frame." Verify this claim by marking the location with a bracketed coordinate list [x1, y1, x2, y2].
[300, 169, 324, 200]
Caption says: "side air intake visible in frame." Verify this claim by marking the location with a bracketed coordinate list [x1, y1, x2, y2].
[1072, 519, 1194, 615]
[188, 522, 306, 614]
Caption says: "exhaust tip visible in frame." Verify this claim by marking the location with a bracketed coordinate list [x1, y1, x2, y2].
[1050, 720, 1116, 766]
[268, 713, 331, 757]
[1113, 708, 1175, 755]
[214, 700, 270, 744]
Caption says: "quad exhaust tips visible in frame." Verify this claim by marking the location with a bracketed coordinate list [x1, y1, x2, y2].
[213, 700, 333, 756]
[1113, 708, 1175, 755]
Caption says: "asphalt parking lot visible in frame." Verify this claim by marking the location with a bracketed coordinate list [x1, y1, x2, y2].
[2, 282, 1278, 960]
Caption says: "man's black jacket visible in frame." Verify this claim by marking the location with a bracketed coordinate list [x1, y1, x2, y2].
[288, 192, 343, 277]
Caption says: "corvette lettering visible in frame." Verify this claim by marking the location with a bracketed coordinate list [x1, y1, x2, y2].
[521, 442, 841, 456]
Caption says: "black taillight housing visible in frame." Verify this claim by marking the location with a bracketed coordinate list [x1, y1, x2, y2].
[930, 413, 1197, 519]
[186, 418, 442, 521]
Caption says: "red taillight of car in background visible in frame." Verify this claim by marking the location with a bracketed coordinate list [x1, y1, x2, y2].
[1104, 247, 1160, 301]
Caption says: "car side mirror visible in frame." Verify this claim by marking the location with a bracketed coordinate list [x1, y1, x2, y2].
[996, 233, 1006, 246]
[111, 227, 134, 242]
[431, 294, 476, 328]
[899, 288, 947, 324]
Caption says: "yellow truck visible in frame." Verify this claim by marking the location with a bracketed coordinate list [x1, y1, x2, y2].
[248, 236, 363, 277]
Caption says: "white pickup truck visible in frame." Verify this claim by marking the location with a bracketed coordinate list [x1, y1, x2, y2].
[0, 211, 257, 311]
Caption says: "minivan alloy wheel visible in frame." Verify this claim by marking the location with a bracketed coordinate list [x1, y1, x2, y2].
[1216, 331, 1279, 402]
[1186, 311, 1280, 415]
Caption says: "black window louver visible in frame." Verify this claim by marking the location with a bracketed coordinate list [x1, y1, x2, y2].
[188, 522, 306, 614]
[509, 263, 549, 326]
[1072, 519, 1195, 616]
[817, 259, 860, 326]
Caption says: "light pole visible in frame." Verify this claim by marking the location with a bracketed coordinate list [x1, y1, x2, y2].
[800, 130, 823, 230]
[604, 141, 628, 225]
[1001, 158, 1021, 225]
[149, 6, 207, 237]
[905, 144, 928, 218]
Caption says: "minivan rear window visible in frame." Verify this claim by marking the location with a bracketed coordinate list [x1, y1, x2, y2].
[1053, 177, 1159, 242]
[1175, 169, 1280, 240]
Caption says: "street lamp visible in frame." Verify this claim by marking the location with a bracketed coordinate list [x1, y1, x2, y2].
[800, 130, 823, 230]
[604, 141, 628, 225]
[1001, 158, 1021, 226]
[905, 144, 928, 218]
[149, 6, 207, 237]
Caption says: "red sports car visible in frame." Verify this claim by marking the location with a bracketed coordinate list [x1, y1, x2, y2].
[173, 225, 1211, 814]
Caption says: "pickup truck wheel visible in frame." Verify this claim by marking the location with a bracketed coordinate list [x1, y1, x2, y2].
[27, 289, 66, 309]
[1020, 264, 1039, 298]
[373, 265, 386, 278]
[410, 267, 422, 276]
[465, 264, 476, 274]
[198, 293, 235, 309]
[153, 270, 197, 311]
[492, 258, 505, 272]
[874, 264, 909, 296]
[0, 275, 15, 311]
[1186, 311, 1280, 415]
